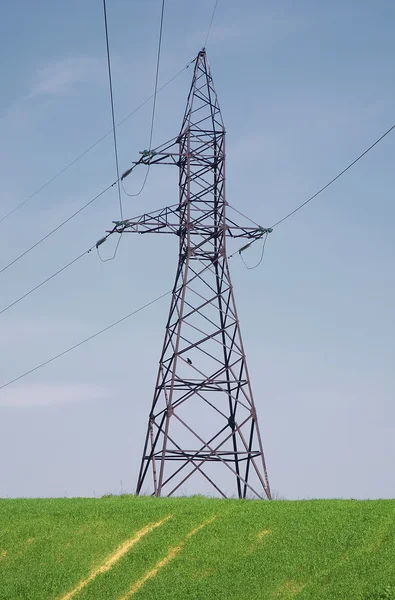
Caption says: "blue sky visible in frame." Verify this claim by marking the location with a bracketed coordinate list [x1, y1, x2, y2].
[0, 0, 394, 499]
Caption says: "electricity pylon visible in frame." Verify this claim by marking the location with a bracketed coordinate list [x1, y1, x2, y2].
[111, 50, 271, 499]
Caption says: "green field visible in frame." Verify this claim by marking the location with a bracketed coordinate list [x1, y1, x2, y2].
[1, 496, 395, 600]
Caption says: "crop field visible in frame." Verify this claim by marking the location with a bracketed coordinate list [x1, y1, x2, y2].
[0, 496, 395, 599]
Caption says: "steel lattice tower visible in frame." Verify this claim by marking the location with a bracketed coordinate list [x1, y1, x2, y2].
[113, 50, 271, 499]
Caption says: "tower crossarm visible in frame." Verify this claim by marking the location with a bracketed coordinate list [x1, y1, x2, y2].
[107, 204, 181, 236]
[120, 138, 182, 181]
[226, 216, 272, 241]
[106, 205, 271, 240]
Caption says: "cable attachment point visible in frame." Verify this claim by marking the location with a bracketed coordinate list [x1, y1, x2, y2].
[139, 149, 157, 158]
[238, 242, 252, 255]
[95, 236, 107, 249]
[121, 150, 156, 181]
[112, 219, 129, 227]
[121, 166, 134, 181]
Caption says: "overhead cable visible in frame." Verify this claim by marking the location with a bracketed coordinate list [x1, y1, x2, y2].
[102, 0, 123, 221]
[0, 290, 171, 391]
[227, 203, 261, 227]
[96, 235, 122, 262]
[0, 180, 118, 276]
[204, 0, 219, 48]
[0, 224, 122, 316]
[233, 122, 395, 269]
[122, 0, 165, 198]
[270, 123, 395, 229]
[0, 61, 192, 226]
[0, 247, 94, 317]
[239, 233, 269, 270]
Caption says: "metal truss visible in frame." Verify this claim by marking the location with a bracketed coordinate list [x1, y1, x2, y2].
[112, 50, 271, 499]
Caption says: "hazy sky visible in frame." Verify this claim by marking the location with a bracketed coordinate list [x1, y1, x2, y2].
[0, 0, 394, 500]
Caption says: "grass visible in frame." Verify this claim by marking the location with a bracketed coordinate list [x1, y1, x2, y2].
[0, 496, 395, 599]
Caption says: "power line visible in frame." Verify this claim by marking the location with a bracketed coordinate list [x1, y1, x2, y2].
[4, 54, 392, 385]
[271, 123, 395, 229]
[232, 123, 395, 269]
[204, 0, 219, 48]
[0, 246, 94, 317]
[149, 0, 165, 156]
[96, 235, 122, 262]
[0, 290, 171, 391]
[0, 62, 191, 227]
[102, 0, 123, 221]
[0, 180, 117, 276]
[227, 203, 261, 227]
[122, 0, 165, 198]
[4, 125, 392, 387]
[0, 224, 121, 316]
[240, 232, 269, 270]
